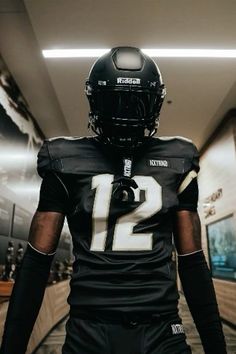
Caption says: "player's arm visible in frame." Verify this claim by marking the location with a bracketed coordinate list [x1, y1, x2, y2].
[0, 173, 68, 354]
[173, 178, 227, 354]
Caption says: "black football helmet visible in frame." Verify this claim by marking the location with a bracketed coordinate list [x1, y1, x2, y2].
[85, 46, 166, 148]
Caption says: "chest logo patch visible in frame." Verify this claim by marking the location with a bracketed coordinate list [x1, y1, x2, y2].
[149, 159, 169, 167]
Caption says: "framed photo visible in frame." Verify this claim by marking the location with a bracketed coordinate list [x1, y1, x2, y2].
[0, 196, 13, 237]
[207, 214, 236, 281]
[12, 205, 32, 241]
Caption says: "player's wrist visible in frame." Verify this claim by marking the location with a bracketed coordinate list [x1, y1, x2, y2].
[0, 245, 54, 354]
[178, 251, 227, 353]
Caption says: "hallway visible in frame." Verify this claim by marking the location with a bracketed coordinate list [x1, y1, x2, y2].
[35, 295, 236, 354]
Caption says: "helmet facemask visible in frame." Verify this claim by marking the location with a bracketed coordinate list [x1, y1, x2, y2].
[87, 86, 164, 149]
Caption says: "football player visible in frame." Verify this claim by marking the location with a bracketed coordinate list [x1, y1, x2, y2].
[0, 47, 227, 354]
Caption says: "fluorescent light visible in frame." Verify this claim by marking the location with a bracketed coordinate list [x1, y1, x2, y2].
[42, 48, 236, 58]
[142, 48, 236, 58]
[42, 48, 110, 58]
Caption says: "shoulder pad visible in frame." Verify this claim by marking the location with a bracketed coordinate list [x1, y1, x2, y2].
[158, 135, 193, 144]
[156, 136, 199, 157]
[37, 136, 85, 177]
[154, 136, 200, 173]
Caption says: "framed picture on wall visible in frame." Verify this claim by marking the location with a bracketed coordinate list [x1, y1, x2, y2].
[12, 205, 32, 241]
[207, 214, 236, 281]
[0, 196, 13, 237]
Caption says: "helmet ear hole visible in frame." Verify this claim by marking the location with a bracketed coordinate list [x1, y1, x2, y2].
[85, 46, 166, 148]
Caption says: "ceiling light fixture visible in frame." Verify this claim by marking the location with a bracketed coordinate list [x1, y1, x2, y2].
[42, 49, 110, 58]
[143, 49, 236, 58]
[42, 48, 236, 58]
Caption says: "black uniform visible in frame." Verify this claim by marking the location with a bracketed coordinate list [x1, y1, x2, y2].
[37, 136, 199, 354]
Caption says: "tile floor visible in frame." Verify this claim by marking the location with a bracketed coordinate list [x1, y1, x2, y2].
[35, 295, 236, 354]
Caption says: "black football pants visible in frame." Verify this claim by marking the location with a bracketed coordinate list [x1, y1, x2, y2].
[62, 313, 192, 354]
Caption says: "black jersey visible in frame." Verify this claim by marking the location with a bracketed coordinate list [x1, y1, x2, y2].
[37, 136, 199, 315]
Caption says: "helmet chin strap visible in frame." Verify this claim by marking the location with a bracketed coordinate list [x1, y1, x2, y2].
[112, 156, 138, 202]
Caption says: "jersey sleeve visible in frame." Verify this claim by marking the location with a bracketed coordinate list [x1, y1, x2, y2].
[37, 140, 51, 178]
[176, 142, 200, 211]
[37, 140, 69, 214]
[37, 172, 69, 214]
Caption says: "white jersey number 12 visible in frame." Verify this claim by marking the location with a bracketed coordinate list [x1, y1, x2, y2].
[90, 174, 162, 252]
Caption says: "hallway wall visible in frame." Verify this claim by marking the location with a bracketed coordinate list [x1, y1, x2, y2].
[0, 54, 72, 266]
[198, 110, 236, 325]
[0, 54, 43, 265]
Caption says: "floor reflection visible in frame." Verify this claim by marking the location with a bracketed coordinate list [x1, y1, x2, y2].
[35, 295, 236, 354]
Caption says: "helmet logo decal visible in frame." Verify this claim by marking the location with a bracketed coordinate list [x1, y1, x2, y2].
[150, 81, 157, 87]
[98, 80, 107, 86]
[117, 77, 141, 85]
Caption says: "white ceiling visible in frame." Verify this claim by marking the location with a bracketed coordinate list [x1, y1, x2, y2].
[0, 0, 236, 149]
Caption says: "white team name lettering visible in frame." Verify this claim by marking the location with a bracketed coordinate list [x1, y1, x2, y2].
[124, 159, 132, 177]
[171, 324, 185, 335]
[149, 159, 168, 167]
[117, 77, 141, 85]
